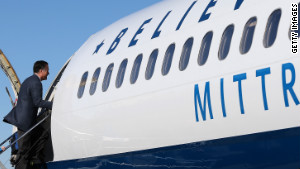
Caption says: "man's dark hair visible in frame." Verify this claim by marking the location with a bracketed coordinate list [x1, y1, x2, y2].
[33, 60, 48, 73]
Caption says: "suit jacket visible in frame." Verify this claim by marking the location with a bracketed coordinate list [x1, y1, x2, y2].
[3, 75, 52, 131]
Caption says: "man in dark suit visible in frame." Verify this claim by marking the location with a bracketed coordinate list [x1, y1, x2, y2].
[4, 60, 53, 169]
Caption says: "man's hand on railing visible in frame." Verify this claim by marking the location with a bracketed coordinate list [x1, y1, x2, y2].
[0, 146, 5, 153]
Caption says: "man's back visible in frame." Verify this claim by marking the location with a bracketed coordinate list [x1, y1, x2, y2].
[4, 74, 52, 132]
[16, 75, 52, 131]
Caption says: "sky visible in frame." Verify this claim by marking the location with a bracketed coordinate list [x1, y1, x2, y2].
[0, 1, 161, 168]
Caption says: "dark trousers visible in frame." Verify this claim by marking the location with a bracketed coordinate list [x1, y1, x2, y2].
[15, 126, 48, 169]
[15, 129, 32, 169]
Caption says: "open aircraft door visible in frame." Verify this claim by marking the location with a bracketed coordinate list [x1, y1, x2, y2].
[41, 56, 72, 162]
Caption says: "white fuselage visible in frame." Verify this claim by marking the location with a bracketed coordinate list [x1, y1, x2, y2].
[51, 0, 300, 162]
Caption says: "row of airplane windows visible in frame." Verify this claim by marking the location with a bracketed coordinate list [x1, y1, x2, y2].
[77, 8, 295, 99]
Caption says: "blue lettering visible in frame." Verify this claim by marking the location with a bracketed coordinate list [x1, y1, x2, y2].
[152, 11, 172, 39]
[93, 40, 105, 55]
[282, 63, 299, 107]
[256, 67, 271, 110]
[220, 78, 227, 117]
[194, 82, 213, 122]
[234, 0, 244, 10]
[199, 0, 217, 22]
[107, 28, 128, 55]
[129, 18, 152, 47]
[176, 1, 197, 31]
[233, 73, 247, 114]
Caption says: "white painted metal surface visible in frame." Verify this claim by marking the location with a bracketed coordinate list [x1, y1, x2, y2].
[51, 0, 300, 161]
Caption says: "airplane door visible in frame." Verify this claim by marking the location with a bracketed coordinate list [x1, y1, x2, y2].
[41, 58, 71, 162]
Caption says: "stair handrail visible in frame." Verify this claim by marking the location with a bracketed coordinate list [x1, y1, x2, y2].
[0, 110, 51, 155]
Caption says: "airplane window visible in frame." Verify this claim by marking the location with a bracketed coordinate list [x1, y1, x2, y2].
[130, 54, 143, 84]
[77, 71, 88, 99]
[198, 31, 213, 66]
[179, 37, 194, 71]
[102, 63, 114, 92]
[219, 24, 234, 60]
[263, 9, 281, 48]
[145, 49, 159, 80]
[116, 59, 128, 88]
[89, 67, 101, 95]
[162, 43, 175, 76]
[240, 17, 257, 54]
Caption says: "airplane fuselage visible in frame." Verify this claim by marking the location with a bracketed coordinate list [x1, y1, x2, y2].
[46, 0, 300, 168]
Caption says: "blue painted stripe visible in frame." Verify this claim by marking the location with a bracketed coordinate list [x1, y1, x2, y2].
[176, 1, 197, 31]
[47, 127, 300, 169]
[256, 67, 271, 111]
[233, 73, 247, 114]
[220, 78, 227, 117]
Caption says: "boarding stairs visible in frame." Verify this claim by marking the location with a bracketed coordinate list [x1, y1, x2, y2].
[0, 110, 51, 168]
[0, 49, 70, 168]
[0, 110, 51, 155]
[0, 50, 53, 168]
